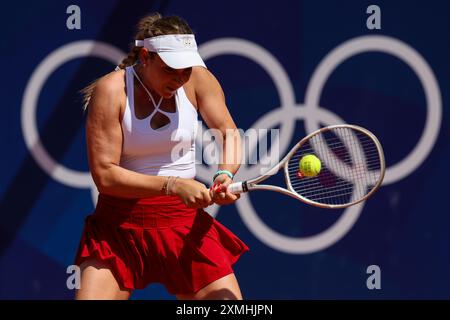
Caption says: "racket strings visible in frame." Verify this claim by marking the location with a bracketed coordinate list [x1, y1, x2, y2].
[288, 154, 380, 172]
[288, 138, 379, 168]
[287, 127, 382, 206]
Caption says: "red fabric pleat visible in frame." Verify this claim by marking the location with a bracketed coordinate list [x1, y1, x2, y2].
[74, 194, 249, 294]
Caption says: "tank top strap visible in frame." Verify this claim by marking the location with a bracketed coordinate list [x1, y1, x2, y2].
[125, 66, 134, 102]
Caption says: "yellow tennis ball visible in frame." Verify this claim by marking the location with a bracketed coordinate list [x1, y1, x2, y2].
[299, 154, 321, 177]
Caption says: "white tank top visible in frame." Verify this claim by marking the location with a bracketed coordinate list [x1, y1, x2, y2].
[120, 66, 198, 178]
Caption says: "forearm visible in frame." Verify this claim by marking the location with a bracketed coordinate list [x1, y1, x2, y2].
[94, 164, 170, 198]
[218, 129, 242, 175]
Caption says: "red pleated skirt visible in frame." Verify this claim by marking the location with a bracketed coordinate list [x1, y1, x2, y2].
[74, 194, 249, 295]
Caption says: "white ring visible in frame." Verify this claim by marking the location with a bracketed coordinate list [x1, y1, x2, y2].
[305, 36, 442, 184]
[21, 41, 125, 188]
[197, 35, 441, 253]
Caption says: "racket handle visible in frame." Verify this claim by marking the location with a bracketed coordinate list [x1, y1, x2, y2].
[228, 181, 248, 194]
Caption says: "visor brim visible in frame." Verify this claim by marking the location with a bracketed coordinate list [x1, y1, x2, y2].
[158, 51, 206, 69]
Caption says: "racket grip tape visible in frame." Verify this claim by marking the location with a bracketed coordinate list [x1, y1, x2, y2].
[228, 181, 248, 194]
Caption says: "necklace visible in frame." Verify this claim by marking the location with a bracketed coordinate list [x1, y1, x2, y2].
[131, 66, 163, 113]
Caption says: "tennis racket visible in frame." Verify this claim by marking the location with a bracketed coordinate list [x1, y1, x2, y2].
[228, 124, 385, 209]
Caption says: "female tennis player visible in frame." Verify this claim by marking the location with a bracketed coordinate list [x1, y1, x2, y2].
[74, 13, 249, 300]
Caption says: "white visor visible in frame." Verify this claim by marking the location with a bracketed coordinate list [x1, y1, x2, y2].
[135, 34, 206, 69]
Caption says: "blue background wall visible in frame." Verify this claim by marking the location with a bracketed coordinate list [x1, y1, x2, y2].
[1, 0, 449, 299]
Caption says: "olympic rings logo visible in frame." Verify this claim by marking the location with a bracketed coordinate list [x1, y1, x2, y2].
[21, 36, 442, 254]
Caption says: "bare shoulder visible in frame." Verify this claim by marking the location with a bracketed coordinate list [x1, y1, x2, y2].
[191, 66, 219, 86]
[190, 67, 224, 98]
[88, 70, 126, 118]
[94, 70, 126, 99]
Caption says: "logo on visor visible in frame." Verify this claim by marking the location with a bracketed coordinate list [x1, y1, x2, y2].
[182, 37, 194, 48]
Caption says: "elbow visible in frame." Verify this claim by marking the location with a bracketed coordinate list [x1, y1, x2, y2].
[91, 169, 115, 195]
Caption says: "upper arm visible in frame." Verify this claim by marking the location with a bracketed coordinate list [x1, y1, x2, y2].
[85, 76, 123, 186]
[194, 68, 237, 134]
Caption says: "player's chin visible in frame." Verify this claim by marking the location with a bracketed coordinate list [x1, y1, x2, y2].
[162, 85, 178, 98]
[162, 92, 175, 99]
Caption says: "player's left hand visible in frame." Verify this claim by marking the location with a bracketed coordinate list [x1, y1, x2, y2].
[210, 174, 240, 206]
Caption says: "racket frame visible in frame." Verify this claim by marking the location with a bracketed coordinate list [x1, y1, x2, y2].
[228, 124, 385, 209]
